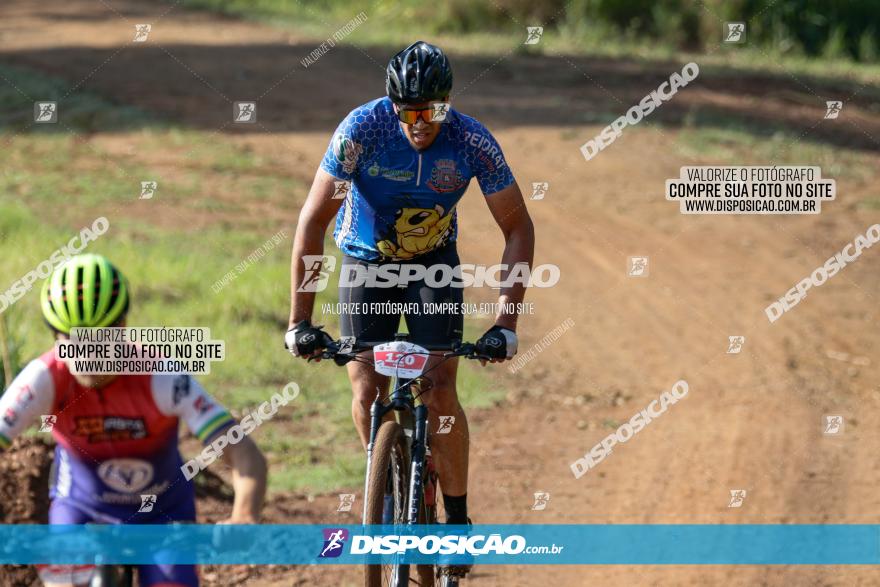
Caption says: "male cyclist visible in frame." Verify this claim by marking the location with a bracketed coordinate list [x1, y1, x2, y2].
[0, 254, 267, 587]
[285, 41, 535, 570]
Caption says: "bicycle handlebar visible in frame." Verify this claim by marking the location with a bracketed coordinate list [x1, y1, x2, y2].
[308, 340, 355, 366]
[443, 342, 486, 360]
[310, 340, 487, 366]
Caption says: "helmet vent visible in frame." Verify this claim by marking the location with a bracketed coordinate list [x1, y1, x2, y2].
[110, 268, 119, 299]
[60, 264, 69, 303]
[76, 265, 86, 321]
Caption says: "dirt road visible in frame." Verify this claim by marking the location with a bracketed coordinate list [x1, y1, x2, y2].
[1, 0, 879, 585]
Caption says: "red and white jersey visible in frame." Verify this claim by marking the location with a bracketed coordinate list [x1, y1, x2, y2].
[0, 350, 234, 513]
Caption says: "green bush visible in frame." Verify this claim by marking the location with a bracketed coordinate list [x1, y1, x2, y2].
[181, 0, 878, 61]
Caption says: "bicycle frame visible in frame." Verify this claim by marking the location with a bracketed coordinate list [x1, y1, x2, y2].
[362, 370, 430, 528]
[317, 336, 482, 587]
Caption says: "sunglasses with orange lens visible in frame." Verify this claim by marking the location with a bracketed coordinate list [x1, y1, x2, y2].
[395, 103, 448, 125]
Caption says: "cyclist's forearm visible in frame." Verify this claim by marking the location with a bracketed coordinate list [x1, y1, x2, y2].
[224, 437, 267, 521]
[289, 169, 343, 327]
[230, 473, 264, 522]
[289, 221, 327, 326]
[495, 219, 535, 330]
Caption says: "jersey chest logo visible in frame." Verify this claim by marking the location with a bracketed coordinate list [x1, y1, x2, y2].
[426, 159, 466, 193]
[376, 203, 454, 260]
[97, 458, 154, 493]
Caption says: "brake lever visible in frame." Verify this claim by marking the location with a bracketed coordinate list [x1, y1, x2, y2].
[464, 343, 492, 361]
[333, 353, 353, 366]
[443, 343, 487, 361]
[306, 350, 331, 362]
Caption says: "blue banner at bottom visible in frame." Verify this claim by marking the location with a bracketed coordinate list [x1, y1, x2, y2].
[1, 524, 879, 565]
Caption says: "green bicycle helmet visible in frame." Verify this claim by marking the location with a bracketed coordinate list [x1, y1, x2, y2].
[40, 254, 130, 334]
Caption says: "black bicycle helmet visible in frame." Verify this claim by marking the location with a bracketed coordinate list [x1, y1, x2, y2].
[386, 41, 453, 104]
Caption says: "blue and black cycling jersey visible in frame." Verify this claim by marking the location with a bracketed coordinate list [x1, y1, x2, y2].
[320, 97, 516, 262]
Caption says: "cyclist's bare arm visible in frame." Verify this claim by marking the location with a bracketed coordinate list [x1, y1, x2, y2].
[484, 180, 535, 332]
[154, 373, 267, 522]
[288, 168, 345, 328]
[0, 360, 54, 452]
[220, 436, 267, 523]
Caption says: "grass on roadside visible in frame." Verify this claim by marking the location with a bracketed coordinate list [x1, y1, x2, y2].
[0, 63, 158, 134]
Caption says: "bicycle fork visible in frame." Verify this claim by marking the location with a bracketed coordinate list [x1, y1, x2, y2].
[407, 403, 428, 525]
[361, 376, 431, 527]
[362, 386, 388, 522]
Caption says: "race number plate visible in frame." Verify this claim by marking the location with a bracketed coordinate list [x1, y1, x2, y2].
[373, 341, 430, 378]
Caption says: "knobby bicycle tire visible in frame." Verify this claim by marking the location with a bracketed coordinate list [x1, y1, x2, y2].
[364, 421, 410, 587]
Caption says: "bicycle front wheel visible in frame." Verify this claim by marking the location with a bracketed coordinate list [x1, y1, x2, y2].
[364, 421, 410, 587]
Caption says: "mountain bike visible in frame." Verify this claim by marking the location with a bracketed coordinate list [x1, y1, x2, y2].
[315, 334, 486, 587]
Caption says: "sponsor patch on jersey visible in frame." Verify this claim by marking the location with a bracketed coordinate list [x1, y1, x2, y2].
[193, 395, 214, 415]
[476, 150, 499, 173]
[73, 416, 147, 442]
[2, 384, 35, 428]
[97, 458, 154, 493]
[368, 163, 414, 182]
[15, 384, 34, 404]
[383, 168, 415, 182]
[426, 159, 466, 193]
[464, 130, 507, 170]
[333, 133, 363, 174]
[3, 407, 17, 428]
[172, 374, 190, 405]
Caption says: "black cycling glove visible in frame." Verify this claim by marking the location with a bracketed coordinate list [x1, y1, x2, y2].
[284, 320, 332, 357]
[475, 325, 518, 360]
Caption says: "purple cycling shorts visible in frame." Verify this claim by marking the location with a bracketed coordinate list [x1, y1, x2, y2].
[48, 497, 199, 587]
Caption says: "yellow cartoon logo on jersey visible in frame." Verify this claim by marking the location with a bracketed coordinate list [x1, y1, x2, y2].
[376, 204, 454, 260]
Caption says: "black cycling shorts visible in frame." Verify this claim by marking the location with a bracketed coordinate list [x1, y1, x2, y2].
[338, 244, 464, 350]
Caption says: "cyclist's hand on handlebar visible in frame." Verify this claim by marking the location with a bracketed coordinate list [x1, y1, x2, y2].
[475, 325, 518, 365]
[284, 320, 333, 360]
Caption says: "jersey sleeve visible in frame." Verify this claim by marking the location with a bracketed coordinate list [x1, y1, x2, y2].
[0, 359, 55, 449]
[319, 105, 372, 181]
[151, 373, 235, 445]
[460, 120, 515, 196]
